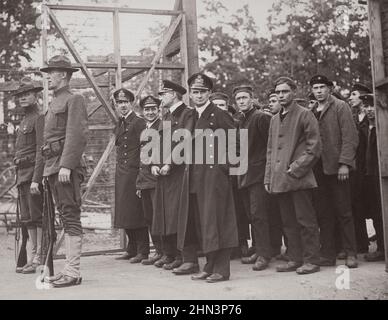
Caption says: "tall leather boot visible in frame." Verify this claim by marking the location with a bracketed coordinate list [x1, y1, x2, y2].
[22, 228, 38, 274]
[52, 234, 82, 288]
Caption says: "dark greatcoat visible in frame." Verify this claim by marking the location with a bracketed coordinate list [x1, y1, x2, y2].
[177, 103, 238, 254]
[152, 103, 194, 236]
[113, 112, 147, 230]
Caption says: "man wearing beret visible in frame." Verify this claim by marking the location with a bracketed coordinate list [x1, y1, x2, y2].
[233, 84, 272, 271]
[349, 83, 373, 256]
[265, 77, 321, 274]
[309, 74, 359, 268]
[12, 77, 44, 274]
[355, 94, 385, 262]
[40, 55, 88, 287]
[151, 80, 193, 272]
[136, 95, 163, 265]
[178, 73, 238, 282]
[112, 88, 149, 264]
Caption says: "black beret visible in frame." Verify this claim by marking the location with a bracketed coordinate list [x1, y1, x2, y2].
[360, 94, 374, 106]
[232, 85, 254, 96]
[351, 83, 372, 94]
[187, 73, 213, 90]
[210, 92, 229, 102]
[140, 95, 161, 108]
[159, 80, 187, 95]
[309, 74, 333, 87]
[274, 76, 297, 90]
[113, 88, 135, 102]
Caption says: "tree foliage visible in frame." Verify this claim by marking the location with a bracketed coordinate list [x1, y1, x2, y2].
[199, 0, 371, 101]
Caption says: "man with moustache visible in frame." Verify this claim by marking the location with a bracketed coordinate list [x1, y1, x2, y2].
[234, 84, 272, 271]
[178, 73, 238, 282]
[151, 80, 193, 272]
[356, 94, 385, 262]
[309, 75, 359, 268]
[265, 77, 321, 275]
[113, 88, 148, 264]
[136, 96, 163, 265]
[39, 55, 88, 287]
[349, 83, 373, 255]
[12, 77, 44, 274]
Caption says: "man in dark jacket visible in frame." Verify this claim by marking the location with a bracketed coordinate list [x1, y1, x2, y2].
[358, 94, 385, 262]
[310, 75, 359, 268]
[265, 77, 321, 275]
[40, 55, 88, 287]
[136, 96, 163, 265]
[233, 85, 272, 271]
[113, 88, 148, 264]
[151, 80, 193, 271]
[12, 77, 44, 274]
[178, 73, 238, 282]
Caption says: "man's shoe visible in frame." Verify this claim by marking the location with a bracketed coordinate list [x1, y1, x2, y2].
[163, 259, 183, 270]
[364, 251, 385, 262]
[316, 257, 336, 267]
[115, 252, 135, 260]
[191, 272, 211, 281]
[252, 257, 269, 271]
[241, 253, 258, 264]
[52, 275, 82, 288]
[154, 255, 174, 268]
[337, 251, 346, 260]
[296, 263, 320, 275]
[206, 273, 229, 283]
[22, 263, 39, 274]
[345, 256, 358, 268]
[142, 253, 163, 265]
[44, 272, 64, 283]
[172, 262, 200, 275]
[276, 261, 303, 272]
[129, 254, 148, 264]
[16, 263, 30, 274]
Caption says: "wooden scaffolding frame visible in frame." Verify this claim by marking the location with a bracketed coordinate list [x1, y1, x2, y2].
[367, 0, 388, 272]
[40, 0, 199, 256]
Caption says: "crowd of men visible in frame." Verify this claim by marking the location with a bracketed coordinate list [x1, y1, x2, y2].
[11, 53, 385, 288]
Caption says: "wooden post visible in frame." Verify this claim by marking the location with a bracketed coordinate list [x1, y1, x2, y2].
[113, 9, 122, 90]
[181, 0, 199, 76]
[367, 0, 388, 272]
[41, 2, 49, 114]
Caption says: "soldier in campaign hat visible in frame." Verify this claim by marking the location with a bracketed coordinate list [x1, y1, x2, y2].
[112, 88, 149, 264]
[12, 77, 44, 274]
[39, 55, 88, 287]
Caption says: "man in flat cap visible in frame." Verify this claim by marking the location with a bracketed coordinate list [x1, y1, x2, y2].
[40, 55, 88, 287]
[178, 73, 238, 282]
[309, 74, 359, 268]
[12, 77, 44, 274]
[349, 83, 373, 256]
[112, 88, 149, 264]
[267, 89, 282, 115]
[355, 94, 385, 262]
[265, 77, 321, 274]
[210, 90, 250, 259]
[151, 79, 193, 272]
[136, 95, 163, 265]
[233, 84, 272, 271]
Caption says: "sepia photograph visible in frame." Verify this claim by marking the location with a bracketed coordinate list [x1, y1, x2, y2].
[0, 0, 387, 304]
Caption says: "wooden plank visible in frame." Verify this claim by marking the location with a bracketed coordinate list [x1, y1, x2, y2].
[71, 62, 185, 70]
[182, 0, 199, 76]
[48, 4, 181, 16]
[367, 0, 388, 272]
[47, 7, 118, 124]
[135, 14, 183, 98]
[82, 134, 116, 201]
[88, 124, 115, 130]
[42, 2, 49, 114]
[113, 9, 122, 89]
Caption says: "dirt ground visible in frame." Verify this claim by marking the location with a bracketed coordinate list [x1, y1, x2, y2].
[0, 228, 387, 300]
